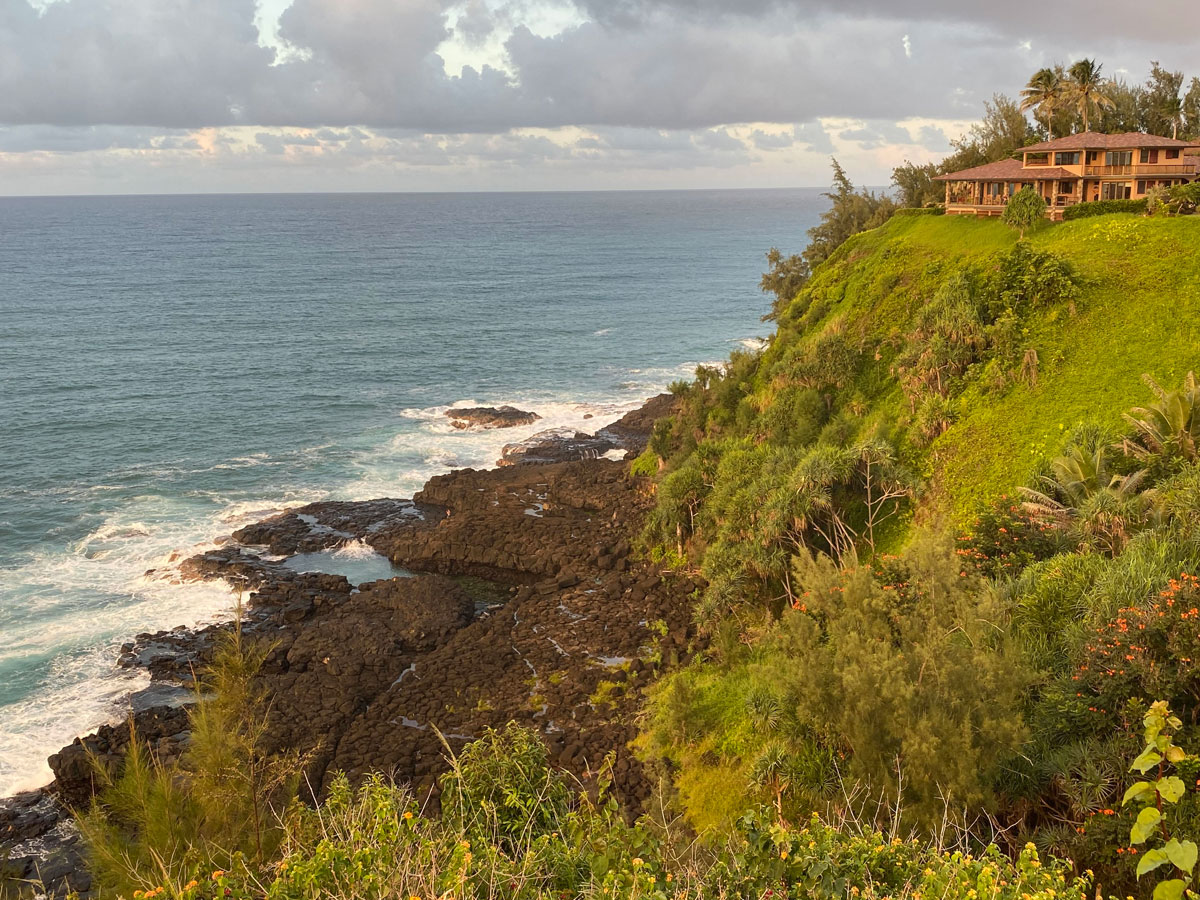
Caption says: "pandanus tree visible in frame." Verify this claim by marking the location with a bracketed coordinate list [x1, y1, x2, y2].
[1021, 67, 1064, 138]
[1068, 58, 1115, 133]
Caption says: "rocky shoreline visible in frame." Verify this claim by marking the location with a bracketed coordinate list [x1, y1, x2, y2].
[1, 394, 694, 897]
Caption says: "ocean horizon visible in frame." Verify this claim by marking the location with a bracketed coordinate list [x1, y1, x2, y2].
[0, 187, 827, 796]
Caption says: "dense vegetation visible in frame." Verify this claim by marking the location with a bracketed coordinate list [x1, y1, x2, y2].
[633, 210, 1200, 897]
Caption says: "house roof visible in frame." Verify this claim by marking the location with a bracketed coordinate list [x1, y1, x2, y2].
[1020, 131, 1200, 152]
[933, 158, 1077, 182]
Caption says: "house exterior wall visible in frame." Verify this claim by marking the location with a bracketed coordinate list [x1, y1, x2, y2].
[944, 135, 1199, 220]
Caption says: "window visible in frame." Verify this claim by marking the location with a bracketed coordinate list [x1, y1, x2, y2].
[1138, 180, 1147, 194]
[1102, 182, 1132, 200]
[1055, 151, 1081, 166]
[1167, 149, 1180, 160]
[1139, 149, 1159, 164]
[1026, 153, 1049, 166]
[1106, 151, 1133, 167]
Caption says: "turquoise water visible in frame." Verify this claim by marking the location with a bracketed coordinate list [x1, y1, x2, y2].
[0, 189, 825, 795]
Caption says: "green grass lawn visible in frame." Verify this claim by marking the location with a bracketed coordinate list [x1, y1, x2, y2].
[787, 213, 1200, 523]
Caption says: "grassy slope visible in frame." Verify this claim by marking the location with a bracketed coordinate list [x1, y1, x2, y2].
[784, 213, 1200, 524]
[648, 214, 1200, 833]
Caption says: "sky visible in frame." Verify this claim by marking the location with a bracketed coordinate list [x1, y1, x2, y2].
[1, 0, 1197, 195]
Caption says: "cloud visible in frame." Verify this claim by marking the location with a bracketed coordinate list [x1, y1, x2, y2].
[1, 0, 1197, 192]
[3, 0, 1196, 134]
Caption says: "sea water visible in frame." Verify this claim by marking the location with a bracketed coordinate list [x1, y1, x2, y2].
[0, 188, 825, 796]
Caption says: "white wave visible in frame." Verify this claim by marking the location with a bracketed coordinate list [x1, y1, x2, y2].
[332, 539, 377, 560]
[593, 328, 611, 336]
[0, 489, 298, 797]
[734, 337, 768, 351]
[0, 660, 151, 797]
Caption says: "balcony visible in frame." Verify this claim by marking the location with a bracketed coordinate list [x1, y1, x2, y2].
[1084, 164, 1197, 177]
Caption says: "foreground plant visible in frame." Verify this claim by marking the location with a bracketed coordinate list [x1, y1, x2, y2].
[1123, 701, 1199, 900]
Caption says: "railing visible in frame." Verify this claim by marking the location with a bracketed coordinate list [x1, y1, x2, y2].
[949, 194, 1083, 210]
[1084, 164, 1197, 176]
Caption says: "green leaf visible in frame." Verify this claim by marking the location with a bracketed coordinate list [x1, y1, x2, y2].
[1166, 746, 1188, 764]
[1165, 839, 1199, 875]
[1158, 776, 1187, 804]
[1132, 807, 1163, 845]
[1134, 746, 1165, 774]
[1125, 781, 1157, 805]
[1138, 848, 1172, 877]
[1152, 879, 1187, 900]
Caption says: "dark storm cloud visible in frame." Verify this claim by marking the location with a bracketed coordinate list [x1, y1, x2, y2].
[0, 0, 1196, 133]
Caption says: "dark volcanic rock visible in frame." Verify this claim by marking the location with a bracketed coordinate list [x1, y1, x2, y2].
[446, 406, 541, 430]
[495, 394, 677, 467]
[0, 791, 90, 898]
[231, 499, 437, 556]
[35, 390, 699, 895]
[49, 703, 192, 808]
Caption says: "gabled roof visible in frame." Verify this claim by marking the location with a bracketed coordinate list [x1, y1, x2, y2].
[933, 158, 1076, 182]
[1020, 131, 1200, 152]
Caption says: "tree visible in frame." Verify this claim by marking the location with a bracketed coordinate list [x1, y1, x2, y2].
[1021, 67, 1065, 138]
[852, 439, 918, 553]
[760, 248, 810, 322]
[1141, 62, 1185, 137]
[1002, 186, 1046, 238]
[772, 539, 1030, 830]
[891, 160, 941, 208]
[941, 94, 1036, 171]
[1068, 58, 1115, 133]
[1122, 371, 1200, 465]
[1095, 78, 1144, 134]
[1162, 95, 1185, 140]
[801, 159, 896, 271]
[1183, 77, 1200, 140]
[1020, 431, 1152, 556]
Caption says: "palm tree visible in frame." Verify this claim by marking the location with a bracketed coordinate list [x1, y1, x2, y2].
[1068, 58, 1115, 133]
[1161, 95, 1185, 140]
[1021, 67, 1064, 138]
[1021, 440, 1151, 555]
[1123, 372, 1200, 463]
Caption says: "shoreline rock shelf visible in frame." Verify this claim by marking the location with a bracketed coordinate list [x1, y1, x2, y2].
[0, 394, 690, 897]
[444, 405, 541, 430]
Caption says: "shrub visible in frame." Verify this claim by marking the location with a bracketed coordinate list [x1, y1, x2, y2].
[1062, 198, 1148, 220]
[1073, 573, 1200, 722]
[1003, 186, 1048, 238]
[893, 206, 946, 217]
[957, 495, 1064, 581]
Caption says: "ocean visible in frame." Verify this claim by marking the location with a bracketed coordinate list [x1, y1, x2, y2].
[0, 188, 825, 797]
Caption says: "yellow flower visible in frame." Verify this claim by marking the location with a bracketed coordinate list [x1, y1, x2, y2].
[666, 874, 673, 883]
[185, 880, 199, 891]
[780, 850, 788, 860]
[404, 811, 414, 821]
[212, 871, 226, 880]
[632, 858, 644, 867]
[133, 892, 145, 899]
